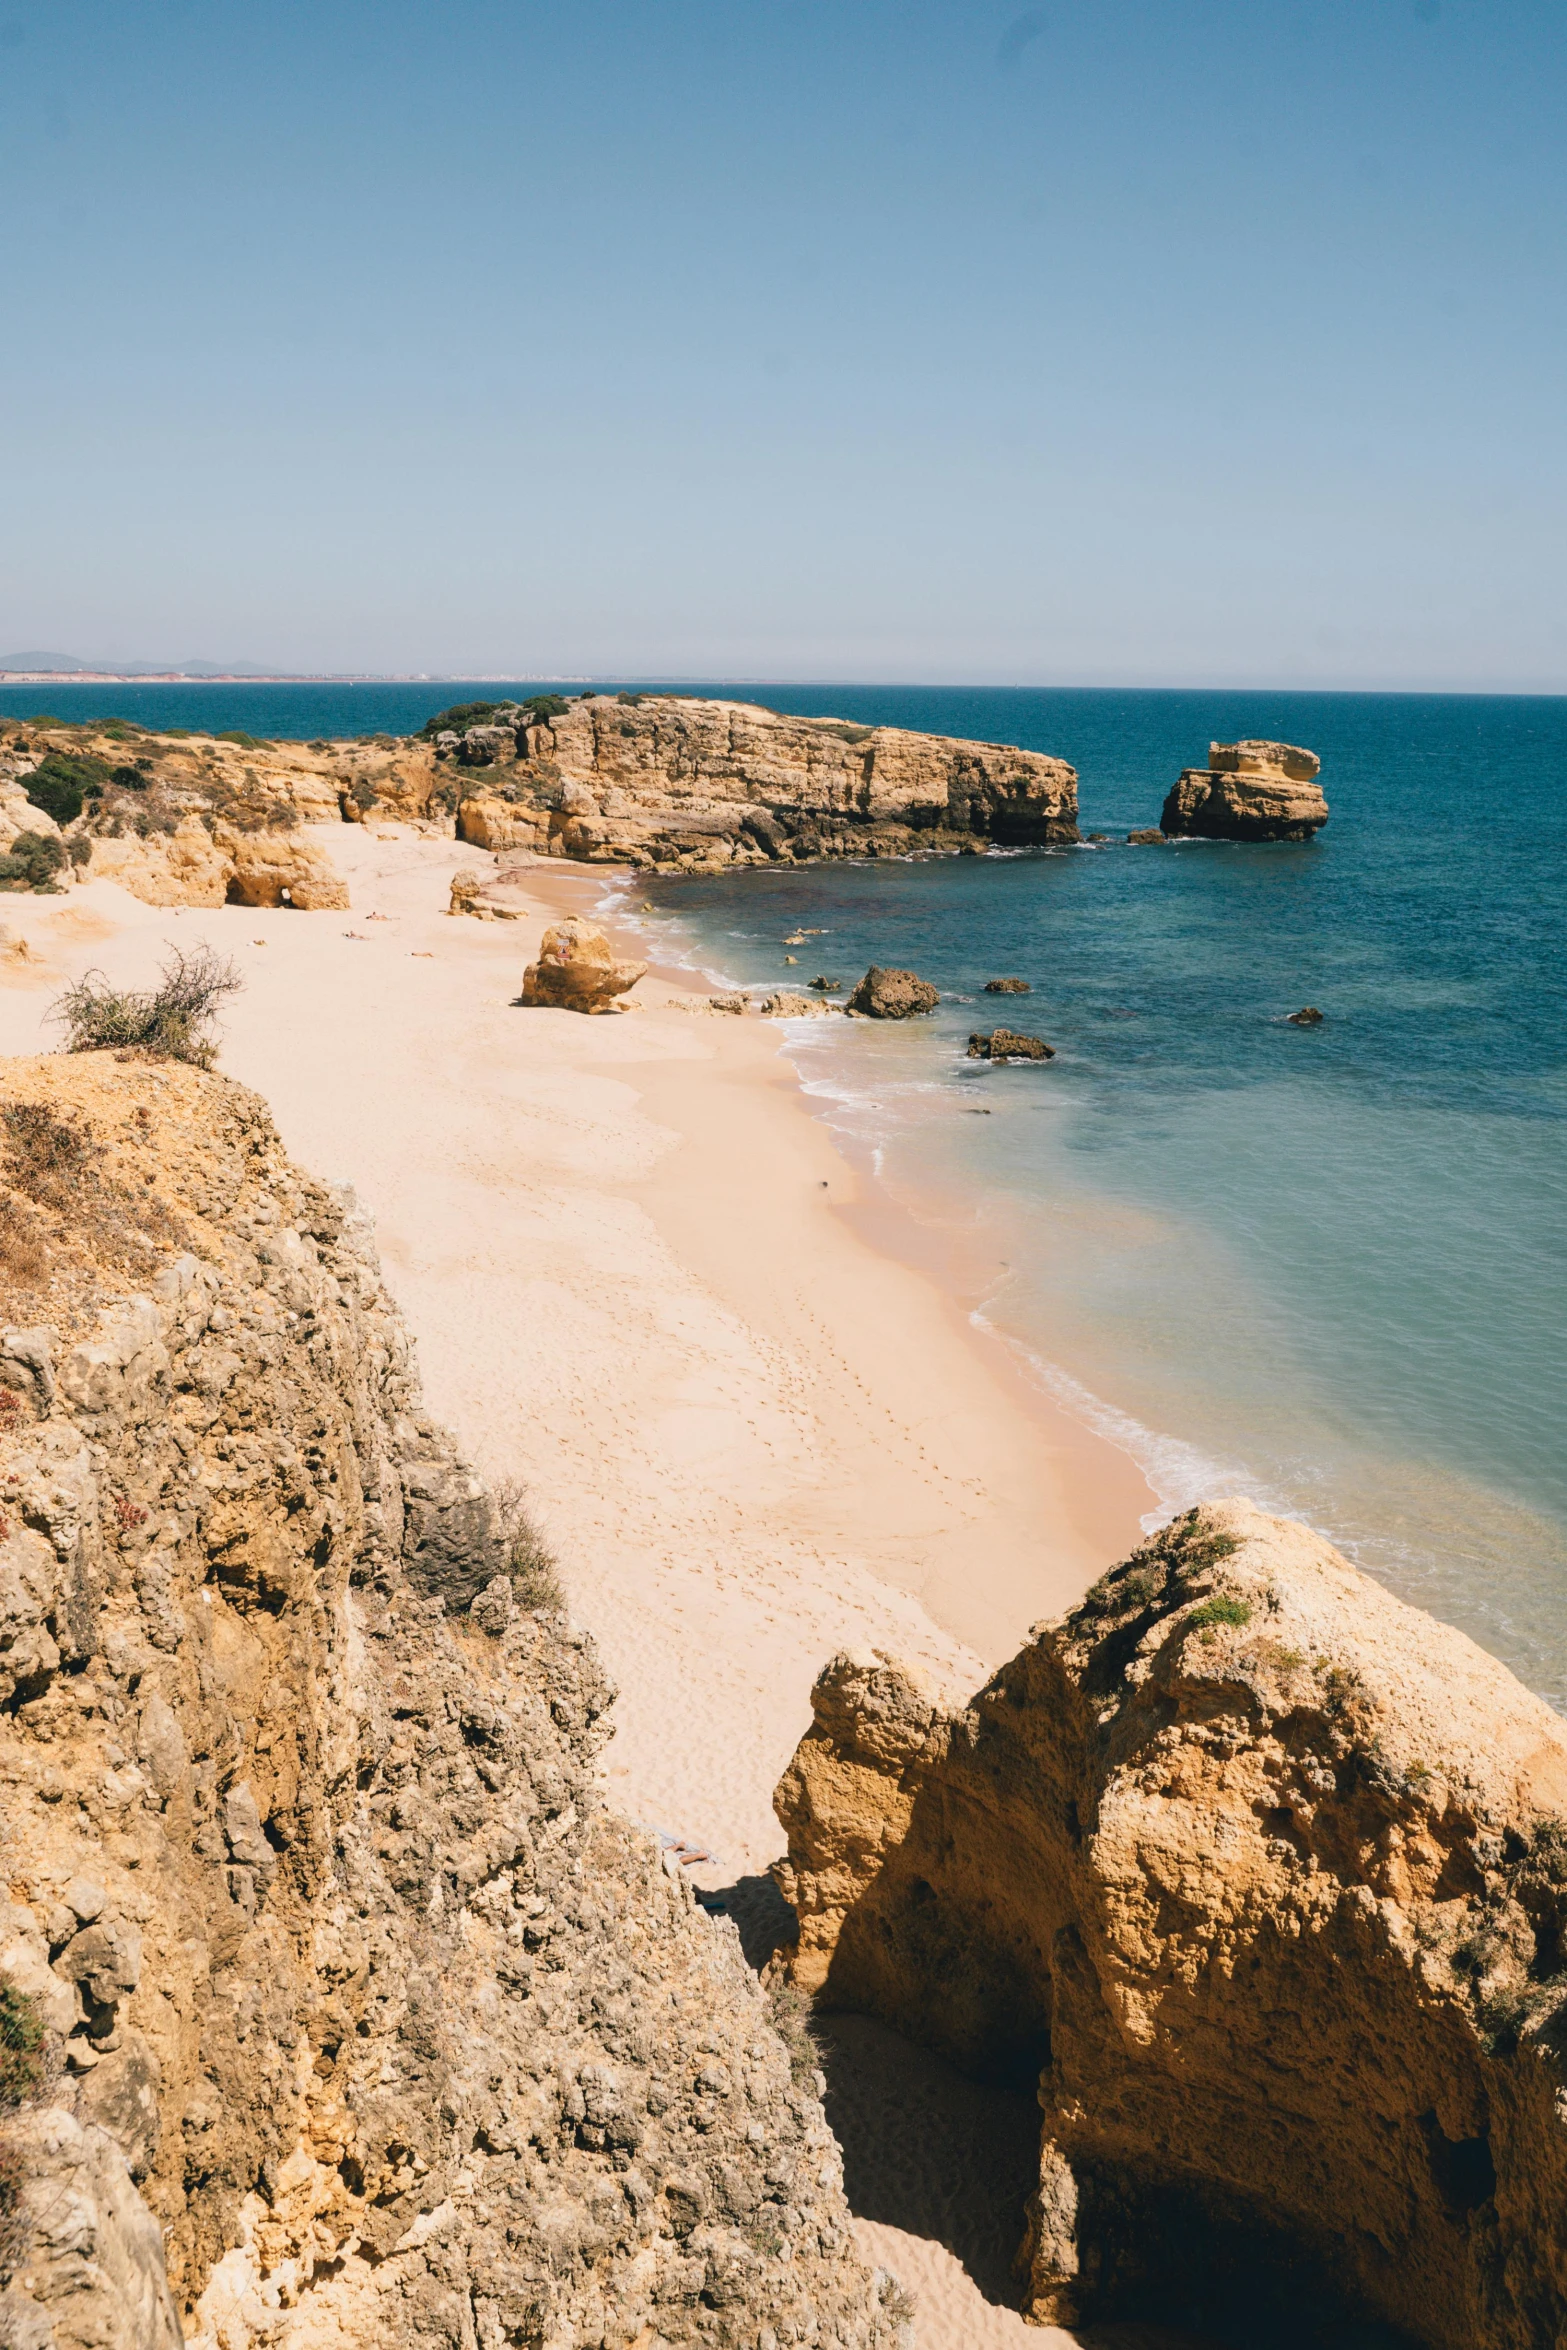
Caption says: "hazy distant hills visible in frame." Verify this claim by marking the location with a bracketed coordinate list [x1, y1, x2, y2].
[0, 651, 279, 677]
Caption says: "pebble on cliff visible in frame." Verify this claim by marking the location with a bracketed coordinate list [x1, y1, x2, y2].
[845, 966, 940, 1018]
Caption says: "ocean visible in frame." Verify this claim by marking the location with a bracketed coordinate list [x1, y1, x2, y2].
[8, 679, 1564, 1704]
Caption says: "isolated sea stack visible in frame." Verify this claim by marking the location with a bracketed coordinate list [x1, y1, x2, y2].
[1161, 739, 1328, 842]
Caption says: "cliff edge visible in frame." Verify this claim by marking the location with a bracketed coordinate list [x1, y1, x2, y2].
[0, 1056, 905, 2350]
[774, 1500, 1567, 2347]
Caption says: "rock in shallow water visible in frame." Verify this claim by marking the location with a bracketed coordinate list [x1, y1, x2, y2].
[966, 1029, 1055, 1061]
[845, 966, 940, 1019]
[983, 976, 1031, 993]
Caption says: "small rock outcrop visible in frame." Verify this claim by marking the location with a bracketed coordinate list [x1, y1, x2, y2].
[519, 919, 646, 1014]
[844, 968, 939, 1020]
[965, 1030, 1054, 1061]
[1288, 1005, 1325, 1025]
[447, 869, 523, 921]
[758, 992, 835, 1020]
[1125, 829, 1168, 847]
[0, 1057, 902, 2350]
[1160, 740, 1328, 842]
[773, 1499, 1567, 2348]
[983, 978, 1031, 995]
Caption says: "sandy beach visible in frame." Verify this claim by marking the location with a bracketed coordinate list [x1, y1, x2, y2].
[0, 824, 1158, 2346]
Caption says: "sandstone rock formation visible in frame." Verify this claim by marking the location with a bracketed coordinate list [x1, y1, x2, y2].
[983, 979, 1030, 995]
[0, 1057, 904, 2350]
[452, 697, 1078, 869]
[844, 969, 939, 1020]
[774, 1499, 1567, 2347]
[81, 821, 349, 911]
[965, 1030, 1054, 1061]
[519, 920, 646, 1014]
[1160, 740, 1328, 842]
[447, 869, 524, 922]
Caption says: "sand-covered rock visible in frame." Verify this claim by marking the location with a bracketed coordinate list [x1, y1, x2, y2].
[0, 1056, 903, 2350]
[845, 967, 939, 1019]
[1161, 739, 1328, 841]
[774, 1498, 1567, 2347]
[520, 919, 646, 1013]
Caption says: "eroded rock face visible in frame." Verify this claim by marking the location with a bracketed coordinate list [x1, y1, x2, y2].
[774, 1500, 1567, 2348]
[454, 697, 1078, 869]
[520, 919, 647, 1014]
[844, 968, 939, 1020]
[0, 1057, 901, 2350]
[82, 821, 350, 911]
[1160, 740, 1328, 842]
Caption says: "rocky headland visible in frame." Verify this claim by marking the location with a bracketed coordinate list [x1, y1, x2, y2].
[0, 1056, 905, 2350]
[773, 1499, 1567, 2347]
[1, 698, 1079, 913]
[1160, 740, 1328, 842]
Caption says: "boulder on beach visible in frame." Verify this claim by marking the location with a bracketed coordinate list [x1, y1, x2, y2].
[520, 919, 646, 1013]
[447, 867, 523, 921]
[966, 1028, 1055, 1061]
[845, 966, 940, 1019]
[1161, 740, 1328, 842]
[983, 977, 1031, 994]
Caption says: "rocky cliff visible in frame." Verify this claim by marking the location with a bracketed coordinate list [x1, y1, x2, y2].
[0, 1055, 905, 2350]
[1160, 740, 1328, 842]
[774, 1500, 1567, 2348]
[447, 697, 1078, 870]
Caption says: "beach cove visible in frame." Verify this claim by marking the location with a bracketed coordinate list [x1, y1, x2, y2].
[0, 822, 1157, 2346]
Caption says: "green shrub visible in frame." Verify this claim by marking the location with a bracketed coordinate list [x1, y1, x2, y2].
[159, 726, 193, 740]
[420, 700, 501, 739]
[1187, 1594, 1253, 1632]
[0, 1982, 43, 2111]
[108, 762, 151, 790]
[24, 751, 109, 827]
[52, 944, 243, 1067]
[0, 833, 66, 893]
[215, 729, 267, 749]
[23, 713, 63, 728]
[522, 694, 569, 722]
[491, 1478, 564, 1610]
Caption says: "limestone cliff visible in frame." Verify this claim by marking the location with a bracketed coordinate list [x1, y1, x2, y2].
[449, 696, 1079, 870]
[0, 1056, 904, 2350]
[774, 1500, 1567, 2348]
[1160, 740, 1328, 842]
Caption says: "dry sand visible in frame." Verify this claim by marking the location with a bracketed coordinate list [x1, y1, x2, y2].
[0, 826, 1176, 2346]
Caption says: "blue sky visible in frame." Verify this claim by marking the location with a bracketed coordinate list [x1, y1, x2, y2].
[2, 0, 1562, 686]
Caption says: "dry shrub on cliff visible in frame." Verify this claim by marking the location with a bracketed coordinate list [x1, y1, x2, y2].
[491, 1477, 564, 1611]
[52, 945, 242, 1067]
[767, 1978, 824, 2089]
[0, 1094, 187, 1318]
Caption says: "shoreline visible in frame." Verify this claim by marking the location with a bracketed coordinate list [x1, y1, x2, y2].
[0, 826, 1156, 2347]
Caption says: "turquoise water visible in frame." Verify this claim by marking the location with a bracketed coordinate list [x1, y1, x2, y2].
[621, 689, 1567, 1705]
[10, 680, 1564, 1700]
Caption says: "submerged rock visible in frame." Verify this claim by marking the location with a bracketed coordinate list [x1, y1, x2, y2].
[1161, 740, 1328, 842]
[966, 1029, 1055, 1061]
[845, 966, 940, 1019]
[774, 1498, 1567, 2348]
[520, 918, 646, 1013]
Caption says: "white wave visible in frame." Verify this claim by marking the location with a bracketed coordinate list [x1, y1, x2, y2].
[970, 1308, 1282, 1534]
